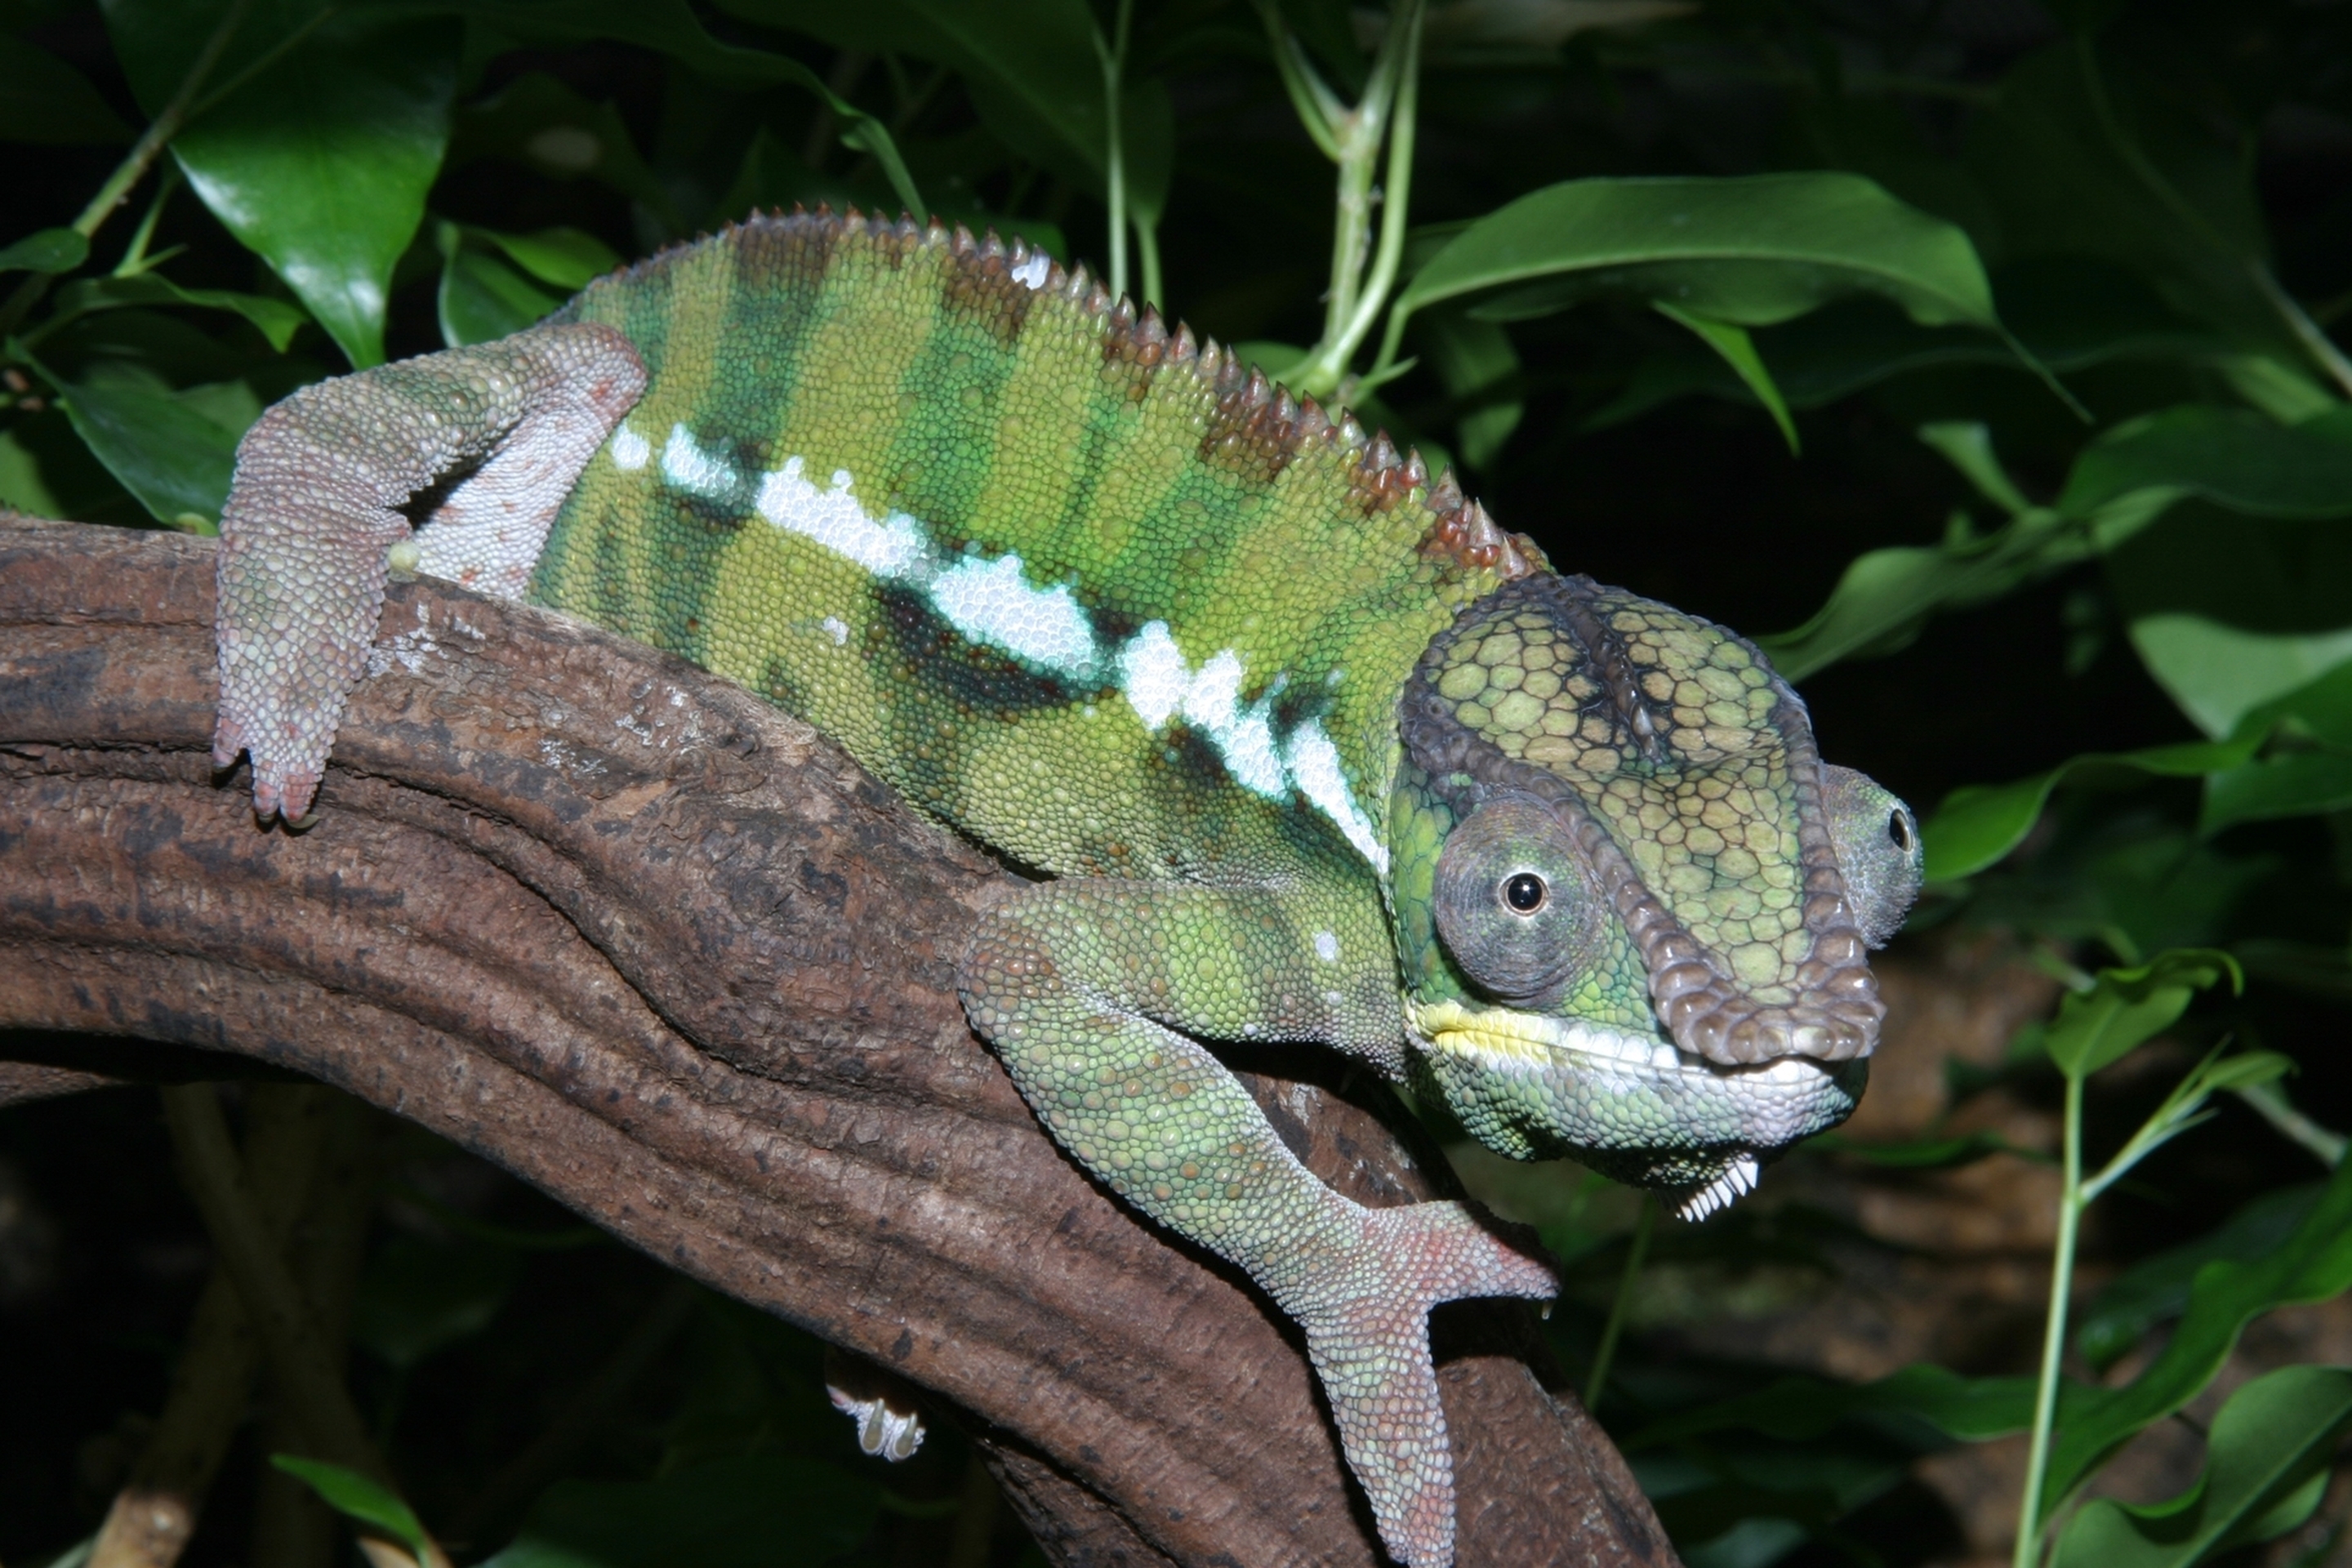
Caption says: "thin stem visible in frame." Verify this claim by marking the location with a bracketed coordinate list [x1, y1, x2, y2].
[1251, 1, 1347, 160]
[182, 2, 334, 127]
[1583, 1196, 1654, 1412]
[112, 163, 182, 278]
[2251, 264, 2352, 400]
[2073, 36, 2350, 399]
[0, 0, 252, 339]
[800, 50, 872, 171]
[2235, 1079, 2349, 1169]
[2015, 1071, 2085, 1568]
[450, 1278, 697, 1543]
[945, 1448, 1001, 1568]
[1321, 0, 1423, 394]
[160, 1084, 450, 1568]
[1134, 212, 1163, 310]
[1093, 0, 1134, 301]
[1293, 0, 1424, 401]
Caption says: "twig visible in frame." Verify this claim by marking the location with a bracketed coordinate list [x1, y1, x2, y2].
[2013, 1073, 2084, 1568]
[449, 1277, 698, 1547]
[947, 1448, 1003, 1568]
[252, 1094, 390, 1568]
[89, 1085, 335, 1568]
[159, 1085, 449, 1568]
[2234, 1079, 2349, 1170]
[1091, 0, 1136, 301]
[0, 0, 253, 340]
[1583, 1196, 1655, 1412]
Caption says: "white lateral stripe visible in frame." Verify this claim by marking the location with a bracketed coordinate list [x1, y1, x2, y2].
[661, 423, 739, 498]
[1116, 621, 1189, 730]
[636, 430, 1392, 871]
[609, 421, 650, 470]
[1285, 721, 1388, 873]
[755, 456, 928, 578]
[929, 553, 1100, 679]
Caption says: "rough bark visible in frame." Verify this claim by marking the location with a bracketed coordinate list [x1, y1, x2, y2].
[0, 515, 1674, 1568]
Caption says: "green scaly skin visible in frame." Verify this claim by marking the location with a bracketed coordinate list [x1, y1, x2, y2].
[212, 209, 1923, 1568]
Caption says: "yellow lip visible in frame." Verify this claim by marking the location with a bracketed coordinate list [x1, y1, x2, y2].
[1407, 996, 1684, 1073]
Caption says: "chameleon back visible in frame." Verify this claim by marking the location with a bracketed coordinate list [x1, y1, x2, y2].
[532, 210, 1529, 884]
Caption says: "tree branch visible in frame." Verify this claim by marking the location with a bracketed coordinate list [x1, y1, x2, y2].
[0, 515, 1673, 1568]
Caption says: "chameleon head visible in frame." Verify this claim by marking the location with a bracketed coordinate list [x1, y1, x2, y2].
[1389, 574, 1922, 1220]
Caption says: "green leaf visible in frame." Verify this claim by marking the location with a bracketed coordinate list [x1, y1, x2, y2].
[2041, 951, 2238, 1080]
[0, 428, 64, 517]
[2077, 1183, 2328, 1370]
[1632, 1361, 2037, 1450]
[478, 1452, 877, 1568]
[1919, 421, 2034, 516]
[1757, 421, 2093, 680]
[352, 1235, 524, 1370]
[1393, 172, 2003, 340]
[2060, 406, 2352, 525]
[0, 34, 134, 144]
[1584, 261, 2219, 435]
[270, 1455, 434, 1566]
[473, 226, 622, 292]
[106, 0, 461, 368]
[1654, 303, 1797, 455]
[2203, 750, 2352, 834]
[1920, 737, 2255, 883]
[1921, 648, 2352, 875]
[53, 368, 259, 526]
[463, 0, 924, 220]
[1998, 258, 2222, 373]
[2110, 508, 2352, 739]
[2051, 1366, 2352, 1566]
[2132, 615, 2352, 746]
[49, 273, 310, 351]
[437, 227, 563, 348]
[1804, 1130, 2019, 1169]
[1635, 1442, 1913, 1568]
[448, 73, 679, 232]
[717, 0, 1176, 240]
[0, 227, 89, 276]
[2043, 1150, 2352, 1508]
[1966, 42, 2303, 364]
[1417, 313, 1521, 471]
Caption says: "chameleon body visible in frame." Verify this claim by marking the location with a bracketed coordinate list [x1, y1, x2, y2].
[212, 210, 1921, 1568]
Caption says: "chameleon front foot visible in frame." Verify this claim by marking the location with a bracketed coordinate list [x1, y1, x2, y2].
[1288, 1200, 1556, 1568]
[213, 322, 643, 822]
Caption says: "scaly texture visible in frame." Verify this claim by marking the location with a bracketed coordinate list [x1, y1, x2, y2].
[210, 207, 1921, 1567]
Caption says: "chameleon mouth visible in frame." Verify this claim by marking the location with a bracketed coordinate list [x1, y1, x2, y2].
[1406, 996, 1835, 1089]
[1406, 996, 1860, 1220]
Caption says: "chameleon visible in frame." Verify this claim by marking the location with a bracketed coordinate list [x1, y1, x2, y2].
[211, 207, 1922, 1568]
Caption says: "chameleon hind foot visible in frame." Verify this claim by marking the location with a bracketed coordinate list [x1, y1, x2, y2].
[1286, 1199, 1556, 1568]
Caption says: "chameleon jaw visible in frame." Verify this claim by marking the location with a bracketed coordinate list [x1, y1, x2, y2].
[1408, 996, 1831, 1084]
[1405, 996, 1864, 1216]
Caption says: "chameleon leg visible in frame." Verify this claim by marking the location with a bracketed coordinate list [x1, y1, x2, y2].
[213, 322, 644, 822]
[960, 878, 1556, 1568]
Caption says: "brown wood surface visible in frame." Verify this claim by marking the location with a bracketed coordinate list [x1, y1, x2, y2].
[0, 514, 1673, 1568]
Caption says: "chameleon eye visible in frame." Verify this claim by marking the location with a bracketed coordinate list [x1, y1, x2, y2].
[1820, 764, 1923, 950]
[1434, 799, 1601, 1006]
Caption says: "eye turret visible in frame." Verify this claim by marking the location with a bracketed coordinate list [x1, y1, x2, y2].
[1821, 765, 1923, 948]
[1432, 798, 1601, 1005]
